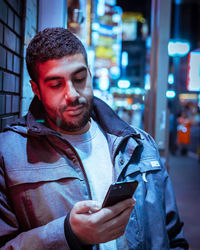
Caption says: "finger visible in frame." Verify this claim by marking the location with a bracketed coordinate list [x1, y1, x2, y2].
[99, 209, 132, 242]
[98, 198, 135, 223]
[106, 198, 135, 215]
[73, 200, 102, 214]
[103, 206, 133, 230]
[100, 231, 124, 243]
[100, 224, 126, 243]
[108, 230, 125, 241]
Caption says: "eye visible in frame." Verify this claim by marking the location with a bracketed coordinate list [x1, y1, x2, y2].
[50, 82, 63, 88]
[73, 77, 86, 84]
[73, 70, 87, 84]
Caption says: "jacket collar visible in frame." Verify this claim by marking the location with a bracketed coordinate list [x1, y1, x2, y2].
[91, 97, 141, 138]
[8, 95, 142, 139]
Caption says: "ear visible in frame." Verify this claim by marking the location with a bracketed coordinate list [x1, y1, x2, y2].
[30, 80, 41, 100]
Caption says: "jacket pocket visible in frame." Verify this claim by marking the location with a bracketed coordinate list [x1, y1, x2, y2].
[6, 157, 82, 187]
[7, 160, 87, 230]
[125, 158, 162, 178]
[125, 158, 164, 206]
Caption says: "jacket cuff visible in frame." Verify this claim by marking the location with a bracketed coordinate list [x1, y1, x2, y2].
[64, 213, 93, 250]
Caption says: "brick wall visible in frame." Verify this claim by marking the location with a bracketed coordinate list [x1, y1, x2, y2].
[0, 0, 38, 131]
[0, 0, 24, 131]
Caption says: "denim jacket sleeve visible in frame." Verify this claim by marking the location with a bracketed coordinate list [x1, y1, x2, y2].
[165, 176, 189, 250]
[148, 135, 189, 250]
[0, 154, 69, 250]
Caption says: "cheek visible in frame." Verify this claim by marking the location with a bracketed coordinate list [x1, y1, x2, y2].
[82, 83, 93, 97]
[42, 94, 61, 112]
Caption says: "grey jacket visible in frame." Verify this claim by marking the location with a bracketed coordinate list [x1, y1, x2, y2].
[0, 96, 188, 249]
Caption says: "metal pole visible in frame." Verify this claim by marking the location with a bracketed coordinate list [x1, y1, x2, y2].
[38, 0, 67, 31]
[144, 0, 172, 165]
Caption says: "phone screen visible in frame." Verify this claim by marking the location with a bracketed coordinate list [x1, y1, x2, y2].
[102, 180, 138, 208]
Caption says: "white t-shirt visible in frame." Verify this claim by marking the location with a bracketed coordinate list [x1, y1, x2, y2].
[61, 118, 113, 202]
[61, 118, 117, 249]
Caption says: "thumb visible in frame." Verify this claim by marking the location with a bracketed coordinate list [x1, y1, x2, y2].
[74, 200, 102, 214]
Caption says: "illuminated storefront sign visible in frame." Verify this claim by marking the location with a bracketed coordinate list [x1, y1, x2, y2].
[187, 49, 200, 91]
[93, 4, 122, 86]
[168, 40, 190, 57]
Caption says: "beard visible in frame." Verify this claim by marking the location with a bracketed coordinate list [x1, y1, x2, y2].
[46, 95, 93, 133]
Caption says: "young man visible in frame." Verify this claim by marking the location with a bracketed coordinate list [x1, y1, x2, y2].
[0, 28, 188, 249]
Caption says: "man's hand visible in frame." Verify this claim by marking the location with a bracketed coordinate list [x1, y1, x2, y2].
[69, 198, 136, 245]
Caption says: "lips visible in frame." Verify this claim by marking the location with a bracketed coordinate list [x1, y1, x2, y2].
[63, 105, 84, 116]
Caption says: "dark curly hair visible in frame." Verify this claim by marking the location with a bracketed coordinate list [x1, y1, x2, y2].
[26, 27, 88, 83]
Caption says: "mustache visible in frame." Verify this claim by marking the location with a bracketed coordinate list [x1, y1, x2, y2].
[59, 97, 87, 113]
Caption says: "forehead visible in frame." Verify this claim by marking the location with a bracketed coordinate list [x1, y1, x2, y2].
[37, 53, 87, 79]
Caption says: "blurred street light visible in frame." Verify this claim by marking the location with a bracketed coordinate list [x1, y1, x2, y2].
[168, 73, 174, 84]
[117, 79, 130, 88]
[168, 40, 190, 57]
[166, 90, 176, 98]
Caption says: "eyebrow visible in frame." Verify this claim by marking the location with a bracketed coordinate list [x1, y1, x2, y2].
[44, 66, 87, 83]
[44, 76, 63, 82]
[73, 66, 87, 75]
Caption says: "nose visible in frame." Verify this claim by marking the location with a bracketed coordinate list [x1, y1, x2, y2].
[64, 81, 79, 102]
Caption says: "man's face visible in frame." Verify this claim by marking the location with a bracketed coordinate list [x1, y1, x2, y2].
[31, 54, 93, 134]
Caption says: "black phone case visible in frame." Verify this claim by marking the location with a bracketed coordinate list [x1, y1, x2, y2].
[102, 180, 138, 207]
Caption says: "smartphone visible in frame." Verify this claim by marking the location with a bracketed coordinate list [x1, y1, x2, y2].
[102, 180, 138, 208]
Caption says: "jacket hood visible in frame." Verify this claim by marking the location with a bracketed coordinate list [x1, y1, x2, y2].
[4, 96, 141, 139]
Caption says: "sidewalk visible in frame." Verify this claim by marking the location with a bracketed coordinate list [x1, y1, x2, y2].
[168, 153, 200, 250]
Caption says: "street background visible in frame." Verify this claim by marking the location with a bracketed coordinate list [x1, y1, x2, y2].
[169, 153, 200, 250]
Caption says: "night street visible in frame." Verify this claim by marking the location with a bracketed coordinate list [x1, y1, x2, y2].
[169, 153, 200, 250]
